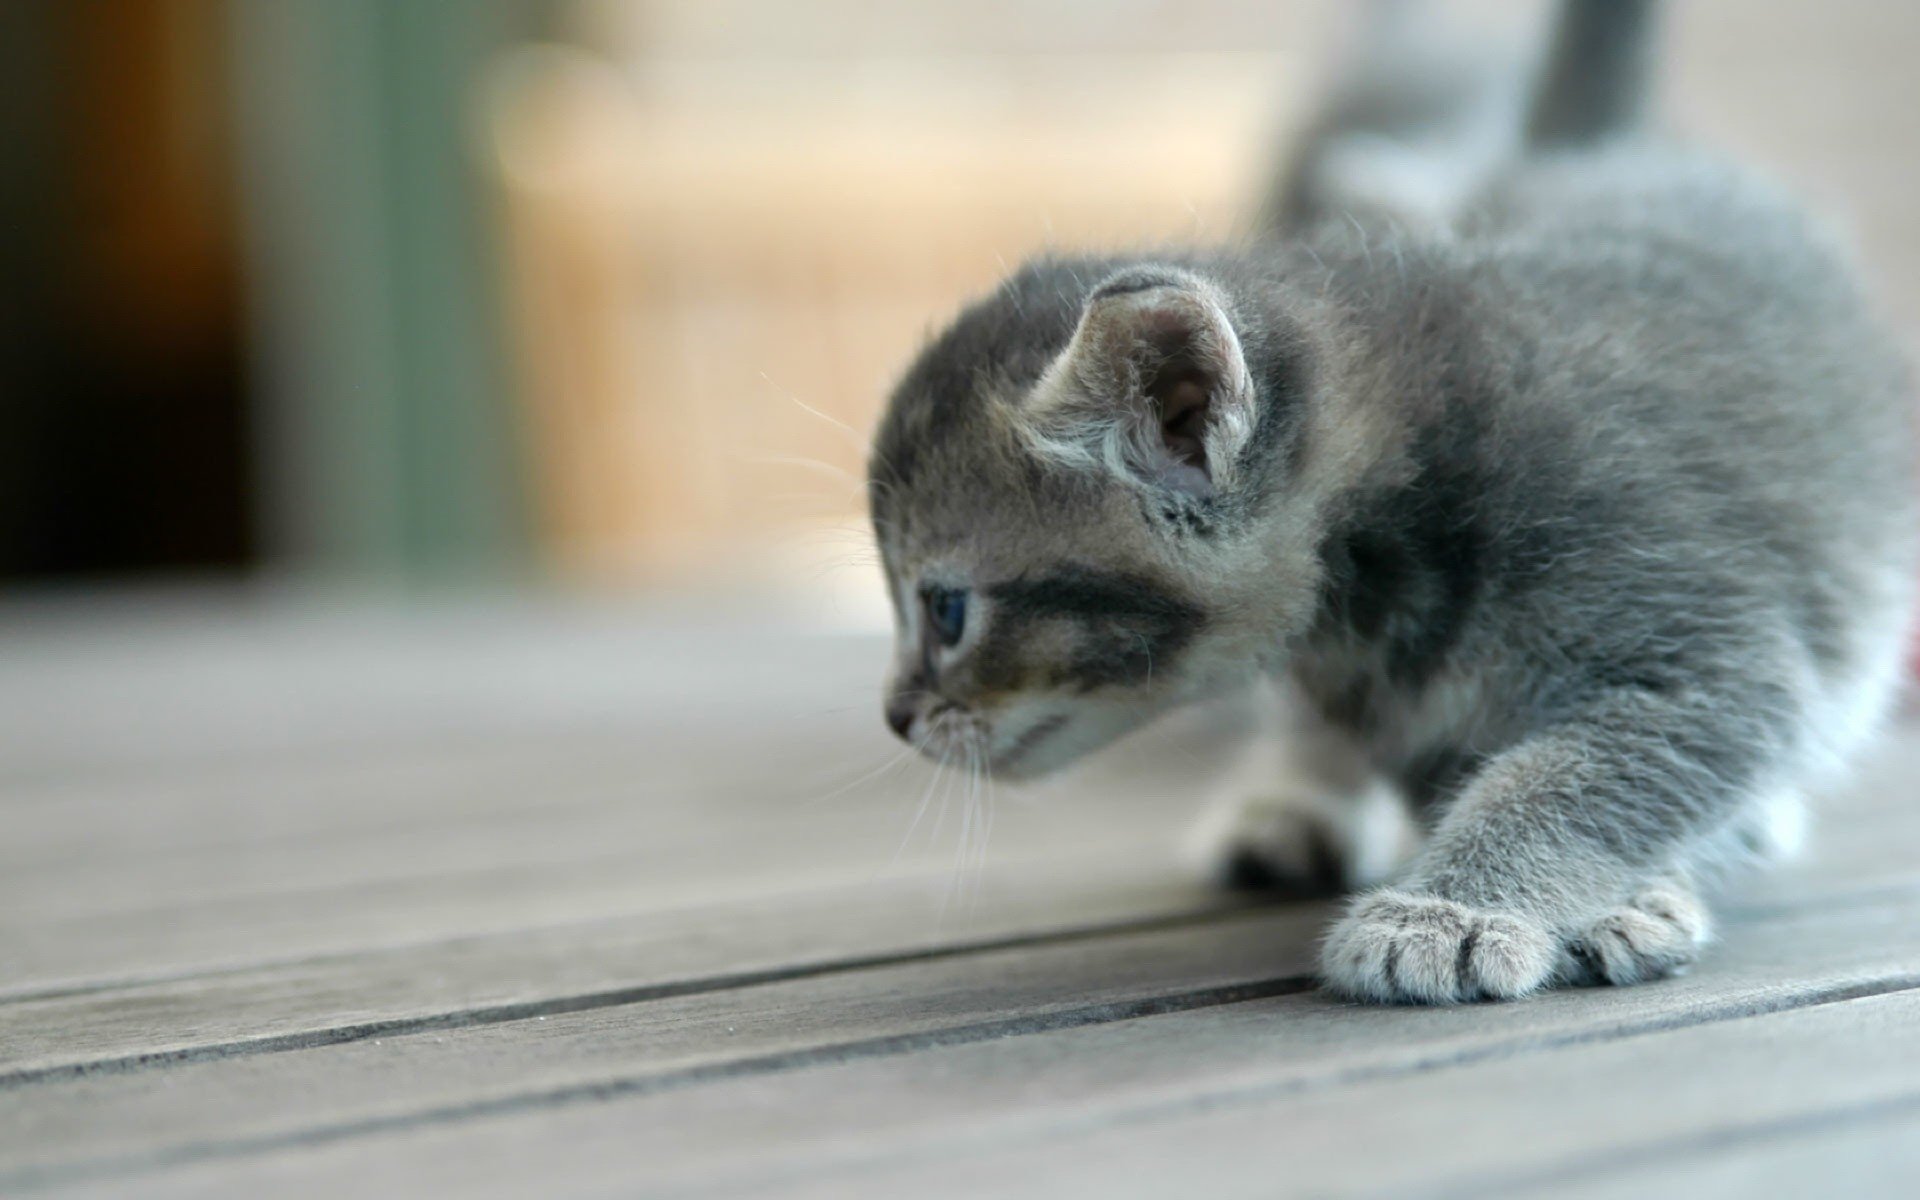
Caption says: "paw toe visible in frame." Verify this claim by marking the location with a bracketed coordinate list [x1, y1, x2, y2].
[1321, 889, 1554, 1005]
[1465, 912, 1559, 998]
[1567, 887, 1712, 986]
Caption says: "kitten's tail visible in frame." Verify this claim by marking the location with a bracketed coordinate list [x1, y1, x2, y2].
[1523, 0, 1660, 149]
[1262, 0, 1519, 233]
[1267, 0, 1662, 234]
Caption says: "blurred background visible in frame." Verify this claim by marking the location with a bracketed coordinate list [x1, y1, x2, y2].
[2, 0, 1917, 613]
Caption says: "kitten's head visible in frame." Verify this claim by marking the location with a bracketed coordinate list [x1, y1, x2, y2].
[869, 257, 1341, 778]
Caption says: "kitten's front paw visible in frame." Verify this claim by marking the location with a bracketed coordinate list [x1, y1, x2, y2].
[1563, 884, 1712, 986]
[1321, 889, 1556, 1004]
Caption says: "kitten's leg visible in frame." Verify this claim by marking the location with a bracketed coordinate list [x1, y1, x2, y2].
[1193, 684, 1417, 897]
[1321, 683, 1788, 1003]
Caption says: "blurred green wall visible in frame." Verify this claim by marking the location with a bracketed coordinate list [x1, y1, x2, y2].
[232, 0, 552, 579]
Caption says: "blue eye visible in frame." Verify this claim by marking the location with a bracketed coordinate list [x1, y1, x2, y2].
[924, 587, 968, 648]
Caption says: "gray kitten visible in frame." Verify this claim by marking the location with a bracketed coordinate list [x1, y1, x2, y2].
[867, 0, 1917, 1003]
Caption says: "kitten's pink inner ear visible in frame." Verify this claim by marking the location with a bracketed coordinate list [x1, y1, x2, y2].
[1025, 270, 1251, 499]
[1156, 375, 1212, 474]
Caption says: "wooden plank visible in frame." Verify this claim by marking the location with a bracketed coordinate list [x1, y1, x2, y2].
[6, 683, 1889, 992]
[8, 893, 1918, 1196]
[2, 699, 1910, 991]
[0, 688, 1252, 990]
[0, 849, 1232, 1075]
[1549, 1109, 1920, 1199]
[0, 606, 1256, 988]
[0, 729, 829, 869]
[6, 599, 1916, 1198]
[0, 752, 877, 918]
[2, 740, 1903, 991]
[0, 747, 1112, 919]
[0, 598, 886, 781]
[6, 745, 1914, 1067]
[0, 695, 1239, 919]
[6, 714, 1912, 914]
[3, 828, 1909, 1086]
[0, 759, 1205, 994]
[4, 758, 1909, 1002]
[726, 989, 1920, 1200]
[0, 586, 1905, 964]
[0, 905, 1326, 1186]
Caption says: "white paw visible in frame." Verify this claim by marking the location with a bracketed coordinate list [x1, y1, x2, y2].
[1194, 780, 1416, 898]
[1564, 885, 1712, 986]
[1321, 889, 1556, 1004]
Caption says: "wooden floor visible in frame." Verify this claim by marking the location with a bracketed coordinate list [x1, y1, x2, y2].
[4, 593, 1919, 1198]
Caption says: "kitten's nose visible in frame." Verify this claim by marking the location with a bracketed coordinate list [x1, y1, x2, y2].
[884, 695, 916, 741]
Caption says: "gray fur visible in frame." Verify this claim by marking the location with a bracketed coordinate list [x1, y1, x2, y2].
[868, 0, 1916, 1003]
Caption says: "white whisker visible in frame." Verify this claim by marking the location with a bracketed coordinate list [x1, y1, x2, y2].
[888, 712, 952, 870]
[800, 740, 918, 809]
[742, 452, 863, 487]
[762, 373, 872, 454]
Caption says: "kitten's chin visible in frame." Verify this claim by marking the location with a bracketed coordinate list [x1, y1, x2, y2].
[985, 705, 1151, 781]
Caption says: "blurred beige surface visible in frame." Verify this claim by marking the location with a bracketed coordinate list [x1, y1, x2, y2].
[488, 0, 1920, 578]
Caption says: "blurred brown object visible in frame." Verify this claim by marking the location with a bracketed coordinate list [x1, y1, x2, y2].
[68, 0, 239, 358]
[0, 0, 251, 579]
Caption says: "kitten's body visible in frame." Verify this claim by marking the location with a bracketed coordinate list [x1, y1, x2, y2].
[1289, 146, 1914, 818]
[869, 1, 1916, 1002]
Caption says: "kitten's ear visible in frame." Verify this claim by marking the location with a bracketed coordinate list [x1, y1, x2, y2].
[1022, 267, 1256, 499]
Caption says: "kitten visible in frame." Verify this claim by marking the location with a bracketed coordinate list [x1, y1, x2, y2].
[867, 0, 1917, 1003]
